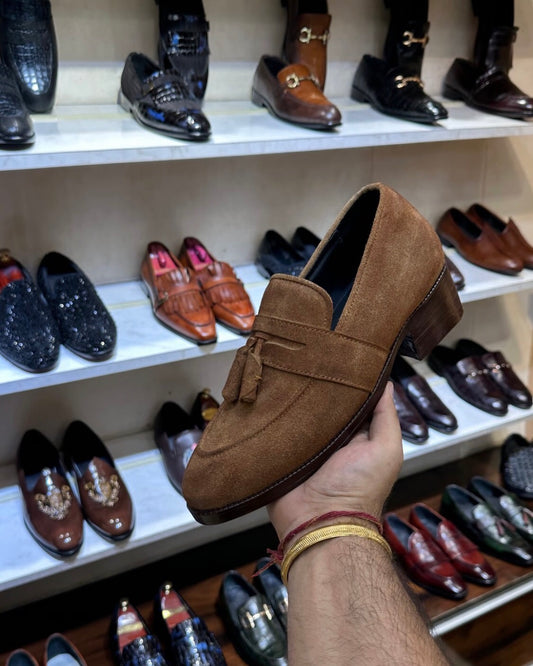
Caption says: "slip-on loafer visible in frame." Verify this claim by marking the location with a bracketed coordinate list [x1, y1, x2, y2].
[0, 249, 59, 372]
[255, 229, 307, 278]
[0, 0, 57, 113]
[154, 401, 203, 494]
[253, 558, 288, 631]
[154, 581, 227, 665]
[251, 55, 341, 130]
[427, 344, 508, 416]
[118, 52, 211, 141]
[110, 598, 168, 666]
[43, 634, 87, 666]
[409, 503, 496, 586]
[17, 429, 83, 557]
[5, 649, 39, 666]
[0, 64, 34, 146]
[216, 570, 287, 666]
[182, 183, 463, 524]
[437, 207, 523, 276]
[179, 236, 255, 335]
[391, 379, 429, 444]
[501, 433, 533, 499]
[455, 338, 532, 409]
[290, 226, 321, 262]
[440, 484, 533, 567]
[62, 420, 134, 541]
[141, 241, 217, 345]
[190, 387, 220, 430]
[383, 513, 467, 600]
[37, 251, 117, 362]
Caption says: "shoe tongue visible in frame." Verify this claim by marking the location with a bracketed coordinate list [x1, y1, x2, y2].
[258, 275, 333, 328]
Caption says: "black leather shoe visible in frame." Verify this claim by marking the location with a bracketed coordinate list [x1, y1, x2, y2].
[154, 581, 227, 665]
[118, 52, 211, 141]
[290, 226, 320, 262]
[392, 379, 428, 444]
[110, 598, 168, 666]
[37, 252, 116, 362]
[190, 388, 220, 430]
[501, 434, 533, 499]
[0, 249, 59, 372]
[0, 0, 57, 113]
[255, 230, 307, 278]
[252, 559, 288, 631]
[0, 64, 34, 146]
[440, 484, 533, 567]
[216, 570, 287, 666]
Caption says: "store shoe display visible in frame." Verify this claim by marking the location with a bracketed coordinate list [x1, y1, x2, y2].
[440, 484, 533, 567]
[154, 401, 203, 494]
[290, 226, 320, 262]
[154, 581, 227, 665]
[409, 503, 496, 586]
[118, 52, 211, 141]
[37, 252, 117, 362]
[179, 237, 255, 335]
[467, 203, 533, 270]
[445, 255, 465, 291]
[0, 64, 35, 146]
[392, 379, 428, 444]
[43, 634, 87, 666]
[5, 649, 39, 666]
[111, 598, 168, 666]
[255, 229, 307, 278]
[0, 0, 58, 113]
[190, 388, 220, 430]
[383, 513, 467, 599]
[17, 429, 83, 557]
[0, 249, 59, 372]
[392, 356, 458, 434]
[251, 55, 341, 130]
[455, 338, 532, 409]
[62, 420, 134, 541]
[216, 570, 287, 666]
[182, 183, 463, 524]
[437, 208, 523, 276]
[501, 434, 533, 499]
[141, 241, 217, 345]
[282, 0, 331, 91]
[443, 27, 533, 120]
[253, 558, 288, 631]
[468, 476, 533, 544]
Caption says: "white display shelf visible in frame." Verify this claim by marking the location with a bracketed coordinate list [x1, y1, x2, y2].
[1, 259, 532, 397]
[2, 99, 533, 171]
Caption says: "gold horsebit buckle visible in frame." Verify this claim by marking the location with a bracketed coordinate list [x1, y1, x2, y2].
[241, 604, 273, 629]
[299, 26, 329, 45]
[394, 75, 424, 89]
[402, 30, 429, 47]
[285, 72, 319, 89]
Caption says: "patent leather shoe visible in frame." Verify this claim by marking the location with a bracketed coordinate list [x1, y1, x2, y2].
[383, 513, 467, 599]
[17, 429, 83, 557]
[501, 433, 533, 499]
[38, 251, 117, 361]
[440, 484, 533, 566]
[111, 598, 168, 666]
[409, 503, 496, 586]
[62, 420, 134, 541]
[190, 387, 220, 430]
[119, 52, 210, 141]
[0, 64, 34, 145]
[391, 379, 428, 444]
[0, 0, 57, 113]
[0, 249, 59, 372]
[290, 226, 320, 262]
[43, 634, 87, 666]
[255, 229, 307, 278]
[253, 558, 288, 631]
[154, 581, 227, 665]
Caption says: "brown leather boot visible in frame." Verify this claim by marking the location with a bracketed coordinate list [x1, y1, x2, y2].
[182, 183, 463, 524]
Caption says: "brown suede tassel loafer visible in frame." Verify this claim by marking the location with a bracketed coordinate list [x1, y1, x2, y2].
[182, 184, 463, 524]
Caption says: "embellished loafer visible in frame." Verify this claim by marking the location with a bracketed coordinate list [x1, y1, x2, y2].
[501, 433, 533, 499]
[0, 249, 59, 372]
[62, 420, 134, 541]
[182, 183, 463, 524]
[110, 598, 168, 666]
[253, 558, 288, 631]
[0, 64, 35, 146]
[37, 251, 117, 362]
[118, 52, 211, 141]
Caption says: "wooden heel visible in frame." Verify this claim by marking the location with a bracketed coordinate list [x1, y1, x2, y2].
[399, 265, 463, 360]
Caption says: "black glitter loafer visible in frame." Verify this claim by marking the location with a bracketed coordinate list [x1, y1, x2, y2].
[0, 249, 59, 372]
[0, 0, 58, 113]
[118, 52, 211, 141]
[37, 252, 117, 362]
[0, 63, 35, 146]
[501, 434, 533, 499]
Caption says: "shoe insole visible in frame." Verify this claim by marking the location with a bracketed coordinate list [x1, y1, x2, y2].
[0, 263, 23, 293]
[161, 588, 191, 629]
[48, 656, 81, 666]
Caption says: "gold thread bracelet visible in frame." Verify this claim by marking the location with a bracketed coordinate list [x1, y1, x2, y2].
[281, 524, 393, 585]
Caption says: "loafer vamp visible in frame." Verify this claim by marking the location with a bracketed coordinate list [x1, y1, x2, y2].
[170, 618, 226, 666]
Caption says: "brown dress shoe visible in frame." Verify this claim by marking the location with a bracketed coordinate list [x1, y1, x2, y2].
[141, 241, 217, 345]
[62, 420, 134, 541]
[179, 237, 255, 335]
[182, 183, 463, 524]
[392, 380, 429, 444]
[251, 55, 341, 129]
[17, 429, 83, 557]
[467, 203, 533, 270]
[437, 208, 523, 275]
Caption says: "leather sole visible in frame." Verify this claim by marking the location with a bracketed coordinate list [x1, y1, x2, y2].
[251, 87, 341, 130]
[188, 263, 462, 524]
